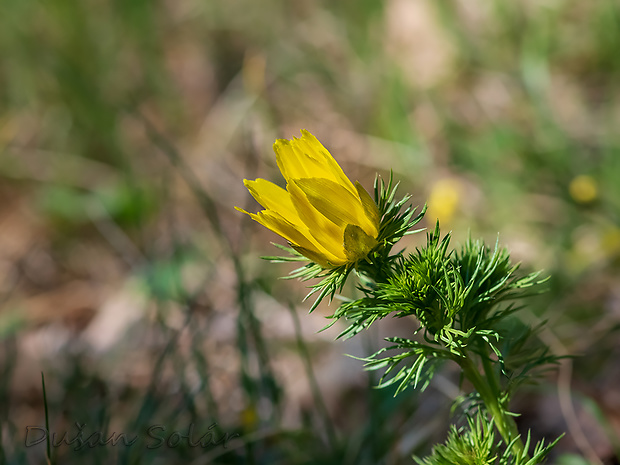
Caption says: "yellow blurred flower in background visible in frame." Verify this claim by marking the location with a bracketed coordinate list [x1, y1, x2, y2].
[569, 175, 598, 204]
[427, 178, 462, 225]
[237, 130, 381, 268]
[602, 227, 620, 258]
[569, 224, 620, 272]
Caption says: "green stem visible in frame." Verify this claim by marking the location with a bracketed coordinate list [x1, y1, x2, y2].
[459, 355, 526, 458]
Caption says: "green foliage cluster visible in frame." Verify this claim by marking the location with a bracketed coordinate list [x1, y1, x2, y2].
[415, 414, 560, 465]
[301, 185, 564, 463]
[333, 223, 557, 396]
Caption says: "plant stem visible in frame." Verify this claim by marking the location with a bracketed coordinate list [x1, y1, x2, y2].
[459, 355, 526, 458]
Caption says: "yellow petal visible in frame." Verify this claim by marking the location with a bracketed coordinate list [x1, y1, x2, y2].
[291, 245, 346, 267]
[273, 130, 357, 196]
[287, 181, 348, 260]
[298, 130, 357, 190]
[293, 178, 378, 239]
[235, 207, 344, 265]
[343, 224, 378, 261]
[236, 208, 309, 248]
[355, 181, 381, 235]
[243, 178, 300, 222]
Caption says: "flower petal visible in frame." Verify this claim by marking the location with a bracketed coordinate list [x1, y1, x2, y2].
[343, 224, 378, 261]
[291, 245, 346, 267]
[355, 181, 381, 236]
[273, 130, 357, 196]
[243, 178, 300, 222]
[293, 178, 378, 239]
[286, 181, 348, 259]
[235, 207, 345, 265]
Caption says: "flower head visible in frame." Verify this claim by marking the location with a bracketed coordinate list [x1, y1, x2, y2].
[569, 174, 598, 204]
[237, 130, 381, 267]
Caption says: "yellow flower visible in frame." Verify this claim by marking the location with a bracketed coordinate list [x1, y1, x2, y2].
[237, 130, 381, 267]
[427, 178, 461, 225]
[569, 175, 598, 204]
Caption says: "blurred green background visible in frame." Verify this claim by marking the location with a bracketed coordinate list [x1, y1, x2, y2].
[1, 0, 619, 463]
